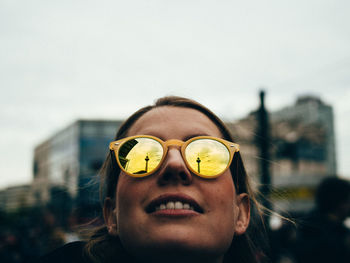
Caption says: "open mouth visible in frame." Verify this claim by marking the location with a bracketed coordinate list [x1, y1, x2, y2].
[146, 194, 204, 214]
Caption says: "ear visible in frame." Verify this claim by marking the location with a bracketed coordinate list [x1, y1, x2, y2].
[103, 197, 118, 236]
[234, 193, 250, 235]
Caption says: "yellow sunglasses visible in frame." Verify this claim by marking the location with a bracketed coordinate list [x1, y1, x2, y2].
[109, 135, 240, 179]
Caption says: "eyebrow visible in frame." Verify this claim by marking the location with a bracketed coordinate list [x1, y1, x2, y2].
[182, 133, 211, 142]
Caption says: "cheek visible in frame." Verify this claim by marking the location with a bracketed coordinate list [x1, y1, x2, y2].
[114, 175, 149, 233]
[201, 174, 238, 243]
[210, 175, 236, 209]
[115, 176, 139, 218]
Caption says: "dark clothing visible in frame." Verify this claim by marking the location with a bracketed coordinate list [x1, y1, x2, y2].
[37, 242, 90, 263]
[37, 237, 262, 263]
[37, 239, 135, 263]
[294, 210, 350, 263]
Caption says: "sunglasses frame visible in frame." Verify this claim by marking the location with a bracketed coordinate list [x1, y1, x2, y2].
[109, 135, 240, 179]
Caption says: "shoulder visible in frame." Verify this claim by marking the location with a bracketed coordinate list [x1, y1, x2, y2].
[37, 241, 89, 263]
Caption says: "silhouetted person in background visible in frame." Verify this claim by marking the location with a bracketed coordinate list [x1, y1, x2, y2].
[295, 177, 350, 263]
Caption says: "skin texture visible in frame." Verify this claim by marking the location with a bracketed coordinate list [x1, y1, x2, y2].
[104, 106, 250, 263]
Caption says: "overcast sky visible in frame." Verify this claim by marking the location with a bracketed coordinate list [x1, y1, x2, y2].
[1, 0, 350, 189]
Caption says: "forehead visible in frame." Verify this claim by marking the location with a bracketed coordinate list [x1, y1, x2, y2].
[127, 106, 223, 140]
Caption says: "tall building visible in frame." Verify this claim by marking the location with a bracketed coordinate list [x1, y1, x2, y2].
[32, 120, 122, 216]
[271, 95, 336, 176]
[227, 95, 335, 212]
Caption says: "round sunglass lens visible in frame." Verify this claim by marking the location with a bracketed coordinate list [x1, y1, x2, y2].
[185, 139, 230, 177]
[118, 137, 163, 175]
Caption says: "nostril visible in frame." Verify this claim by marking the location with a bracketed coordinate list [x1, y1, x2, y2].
[158, 171, 192, 186]
[160, 171, 190, 183]
[157, 149, 193, 185]
[160, 171, 173, 182]
[157, 163, 192, 185]
[178, 171, 190, 182]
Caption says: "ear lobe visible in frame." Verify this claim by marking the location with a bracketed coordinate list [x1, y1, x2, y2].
[103, 197, 118, 236]
[234, 193, 250, 235]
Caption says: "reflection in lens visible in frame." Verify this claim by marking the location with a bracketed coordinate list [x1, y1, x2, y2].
[185, 139, 230, 177]
[118, 138, 163, 175]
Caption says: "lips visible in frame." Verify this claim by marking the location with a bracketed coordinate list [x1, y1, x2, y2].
[146, 193, 203, 214]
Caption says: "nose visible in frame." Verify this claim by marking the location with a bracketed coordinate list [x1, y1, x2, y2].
[157, 148, 193, 186]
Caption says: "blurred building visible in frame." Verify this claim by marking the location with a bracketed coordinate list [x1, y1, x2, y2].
[24, 95, 335, 215]
[271, 95, 336, 175]
[0, 184, 35, 212]
[32, 120, 122, 216]
[228, 95, 335, 213]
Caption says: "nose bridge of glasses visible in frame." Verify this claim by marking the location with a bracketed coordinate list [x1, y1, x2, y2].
[164, 139, 184, 149]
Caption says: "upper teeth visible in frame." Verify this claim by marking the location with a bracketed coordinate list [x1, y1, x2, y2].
[155, 201, 194, 211]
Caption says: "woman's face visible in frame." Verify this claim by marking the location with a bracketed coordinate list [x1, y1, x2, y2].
[105, 106, 249, 262]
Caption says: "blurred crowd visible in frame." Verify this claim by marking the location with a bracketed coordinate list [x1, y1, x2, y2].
[269, 177, 350, 263]
[0, 208, 81, 263]
[1, 177, 349, 263]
